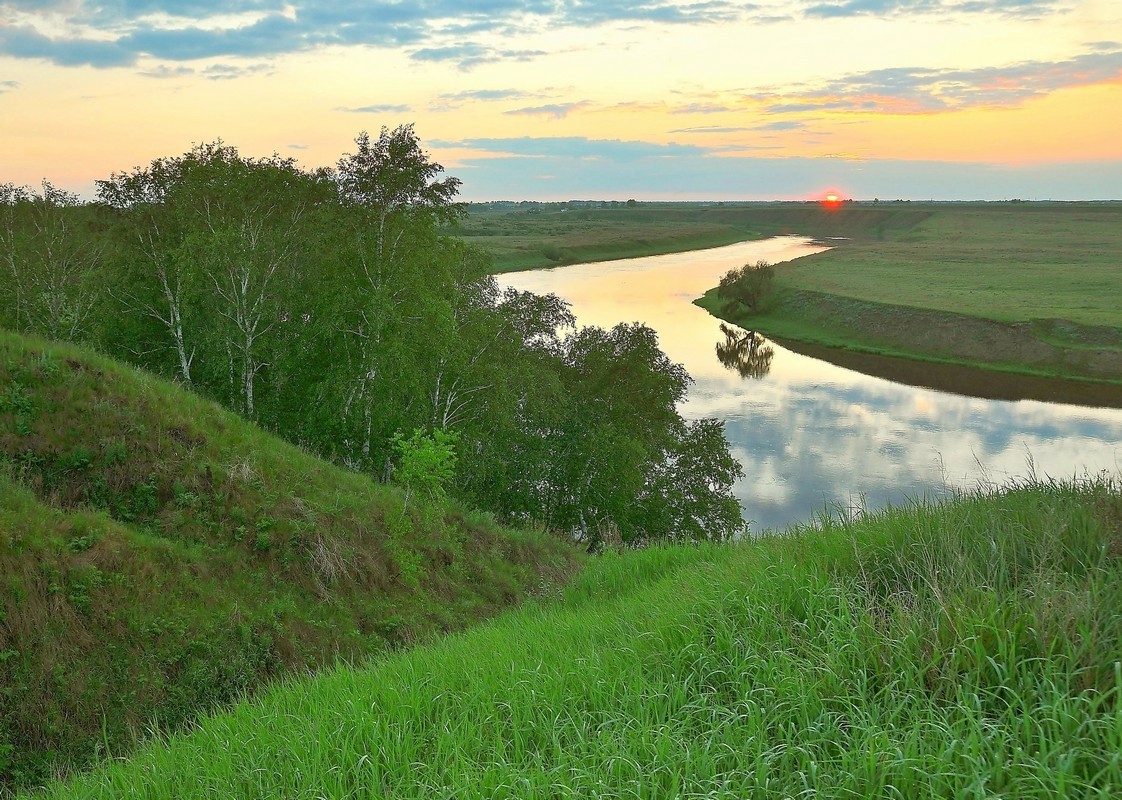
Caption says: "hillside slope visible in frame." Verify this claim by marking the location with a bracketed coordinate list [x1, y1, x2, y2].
[0, 332, 583, 789]
[24, 478, 1122, 799]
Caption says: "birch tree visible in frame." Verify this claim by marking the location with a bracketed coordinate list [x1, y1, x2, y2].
[0, 181, 102, 341]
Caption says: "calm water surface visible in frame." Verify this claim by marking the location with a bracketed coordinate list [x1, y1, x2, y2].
[502, 238, 1122, 532]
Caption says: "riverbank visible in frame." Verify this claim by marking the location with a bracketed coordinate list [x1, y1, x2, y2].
[695, 203, 1122, 386]
[460, 200, 932, 273]
[696, 286, 1122, 388]
[27, 477, 1122, 799]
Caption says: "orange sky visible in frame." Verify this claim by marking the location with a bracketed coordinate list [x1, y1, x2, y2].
[2, 1, 1121, 199]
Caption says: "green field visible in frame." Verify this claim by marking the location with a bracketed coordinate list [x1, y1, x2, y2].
[25, 477, 1122, 799]
[708, 203, 1122, 383]
[774, 203, 1122, 328]
[458, 200, 1122, 382]
[456, 200, 922, 272]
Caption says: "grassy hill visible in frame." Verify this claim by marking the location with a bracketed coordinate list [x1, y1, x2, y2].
[22, 477, 1122, 798]
[0, 332, 583, 790]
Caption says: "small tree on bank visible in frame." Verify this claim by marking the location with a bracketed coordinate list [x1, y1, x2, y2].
[717, 259, 774, 315]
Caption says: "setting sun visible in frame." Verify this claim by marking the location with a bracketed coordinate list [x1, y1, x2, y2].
[822, 192, 843, 210]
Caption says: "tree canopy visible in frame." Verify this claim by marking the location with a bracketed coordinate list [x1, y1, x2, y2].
[1, 126, 747, 545]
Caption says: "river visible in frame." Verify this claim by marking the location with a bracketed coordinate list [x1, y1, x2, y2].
[500, 237, 1122, 532]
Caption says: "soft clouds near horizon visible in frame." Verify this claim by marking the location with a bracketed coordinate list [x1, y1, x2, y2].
[2, 0, 1120, 199]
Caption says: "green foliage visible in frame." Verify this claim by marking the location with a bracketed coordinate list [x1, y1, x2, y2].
[4, 129, 747, 555]
[392, 428, 459, 507]
[717, 259, 775, 314]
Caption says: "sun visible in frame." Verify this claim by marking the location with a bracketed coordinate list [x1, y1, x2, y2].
[821, 191, 843, 210]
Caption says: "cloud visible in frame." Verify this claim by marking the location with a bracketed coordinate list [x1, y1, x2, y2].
[0, 79, 18, 93]
[410, 43, 546, 69]
[754, 119, 812, 131]
[138, 64, 194, 78]
[802, 0, 1064, 19]
[339, 103, 412, 113]
[503, 101, 592, 120]
[435, 88, 531, 105]
[762, 50, 1122, 115]
[0, 0, 1090, 77]
[670, 101, 741, 114]
[201, 62, 271, 80]
[441, 136, 708, 161]
[0, 1, 760, 70]
[0, 25, 134, 67]
[442, 136, 1122, 201]
[669, 126, 756, 133]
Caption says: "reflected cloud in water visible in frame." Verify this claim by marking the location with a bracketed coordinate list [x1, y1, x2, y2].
[503, 238, 1122, 532]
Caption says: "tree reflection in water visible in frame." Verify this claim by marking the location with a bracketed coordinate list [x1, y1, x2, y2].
[715, 323, 774, 379]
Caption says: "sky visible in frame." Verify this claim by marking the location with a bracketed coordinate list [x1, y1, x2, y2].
[2, 1, 1121, 201]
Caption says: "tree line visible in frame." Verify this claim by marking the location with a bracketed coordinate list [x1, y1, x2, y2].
[0, 126, 746, 546]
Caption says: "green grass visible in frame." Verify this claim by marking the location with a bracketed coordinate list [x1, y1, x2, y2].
[0, 331, 583, 790]
[775, 204, 1122, 329]
[690, 203, 1122, 383]
[455, 201, 927, 273]
[25, 477, 1122, 798]
[461, 200, 1122, 379]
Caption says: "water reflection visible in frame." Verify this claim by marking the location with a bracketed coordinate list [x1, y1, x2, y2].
[501, 238, 1122, 532]
[715, 324, 773, 380]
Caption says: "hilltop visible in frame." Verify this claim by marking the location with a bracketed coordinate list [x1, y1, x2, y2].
[0, 331, 583, 789]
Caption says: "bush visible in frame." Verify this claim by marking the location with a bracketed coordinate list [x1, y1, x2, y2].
[717, 260, 774, 313]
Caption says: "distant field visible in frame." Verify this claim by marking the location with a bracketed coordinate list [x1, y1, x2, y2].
[459, 200, 1122, 381]
[775, 203, 1122, 330]
[455, 200, 925, 273]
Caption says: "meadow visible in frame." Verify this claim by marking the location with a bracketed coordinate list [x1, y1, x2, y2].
[703, 203, 1122, 383]
[458, 200, 1122, 382]
[24, 476, 1122, 798]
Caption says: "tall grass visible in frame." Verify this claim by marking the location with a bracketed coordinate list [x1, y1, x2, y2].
[25, 478, 1122, 798]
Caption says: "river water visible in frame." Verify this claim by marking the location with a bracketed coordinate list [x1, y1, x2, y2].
[501, 237, 1122, 532]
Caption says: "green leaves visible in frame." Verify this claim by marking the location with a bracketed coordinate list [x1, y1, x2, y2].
[6, 128, 749, 549]
[392, 428, 459, 507]
[717, 259, 775, 314]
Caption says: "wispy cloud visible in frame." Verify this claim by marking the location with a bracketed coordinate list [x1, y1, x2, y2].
[338, 103, 413, 113]
[444, 136, 709, 161]
[443, 136, 1122, 200]
[762, 50, 1122, 114]
[669, 126, 755, 134]
[0, 0, 1081, 72]
[670, 101, 742, 115]
[139, 64, 194, 79]
[202, 62, 271, 80]
[503, 101, 592, 120]
[0, 79, 19, 94]
[410, 43, 547, 69]
[435, 88, 532, 104]
[801, 0, 1065, 19]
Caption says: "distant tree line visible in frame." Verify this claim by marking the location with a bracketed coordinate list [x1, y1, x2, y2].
[0, 126, 745, 546]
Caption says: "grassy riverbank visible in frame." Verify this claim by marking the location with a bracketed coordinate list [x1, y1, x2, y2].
[463, 200, 1122, 383]
[0, 332, 583, 790]
[26, 477, 1122, 798]
[458, 200, 923, 273]
[694, 203, 1122, 384]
